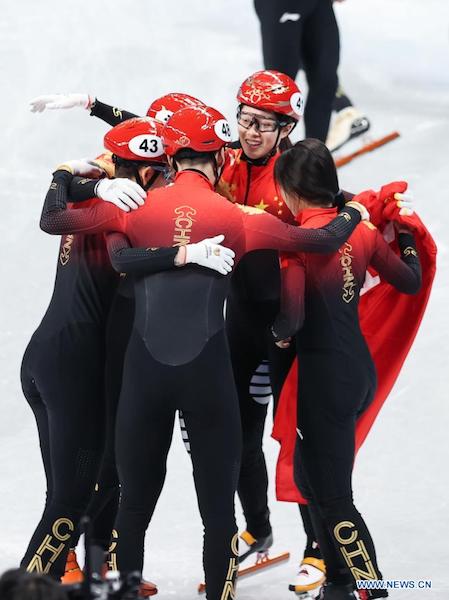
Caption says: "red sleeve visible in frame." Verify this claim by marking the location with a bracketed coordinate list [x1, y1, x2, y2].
[239, 204, 361, 254]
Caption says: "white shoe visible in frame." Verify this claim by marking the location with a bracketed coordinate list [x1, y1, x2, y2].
[326, 107, 370, 152]
[289, 557, 326, 594]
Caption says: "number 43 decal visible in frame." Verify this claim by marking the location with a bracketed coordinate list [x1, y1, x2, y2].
[139, 138, 159, 153]
[129, 134, 164, 158]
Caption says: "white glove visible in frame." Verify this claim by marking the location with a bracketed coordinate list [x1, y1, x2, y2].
[393, 192, 415, 216]
[29, 93, 92, 113]
[185, 235, 235, 275]
[345, 200, 370, 221]
[95, 178, 146, 212]
[56, 158, 105, 178]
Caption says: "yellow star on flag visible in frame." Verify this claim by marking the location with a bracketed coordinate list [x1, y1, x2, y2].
[254, 199, 269, 211]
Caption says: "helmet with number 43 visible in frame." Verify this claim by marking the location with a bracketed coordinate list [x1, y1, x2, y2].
[104, 116, 168, 167]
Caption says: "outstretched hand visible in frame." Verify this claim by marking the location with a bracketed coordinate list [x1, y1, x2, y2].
[30, 93, 92, 112]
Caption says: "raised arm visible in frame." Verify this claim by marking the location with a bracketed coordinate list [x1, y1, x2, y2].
[40, 169, 125, 235]
[370, 229, 421, 294]
[241, 203, 365, 254]
[89, 99, 139, 126]
[29, 93, 138, 126]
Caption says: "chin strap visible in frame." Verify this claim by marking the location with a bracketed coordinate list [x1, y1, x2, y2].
[145, 170, 161, 190]
[133, 166, 162, 191]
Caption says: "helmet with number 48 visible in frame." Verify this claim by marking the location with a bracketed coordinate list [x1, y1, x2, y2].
[162, 106, 232, 157]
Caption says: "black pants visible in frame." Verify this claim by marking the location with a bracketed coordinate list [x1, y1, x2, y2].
[226, 296, 295, 538]
[294, 351, 385, 589]
[20, 325, 106, 579]
[71, 293, 135, 554]
[254, 0, 340, 140]
[112, 330, 241, 600]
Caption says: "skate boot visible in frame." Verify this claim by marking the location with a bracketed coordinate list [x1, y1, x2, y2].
[61, 549, 84, 584]
[138, 578, 158, 597]
[316, 582, 356, 600]
[239, 530, 273, 563]
[326, 107, 370, 153]
[102, 559, 158, 596]
[357, 589, 388, 599]
[289, 557, 326, 595]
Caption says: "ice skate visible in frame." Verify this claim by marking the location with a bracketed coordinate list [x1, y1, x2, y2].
[326, 107, 370, 153]
[197, 533, 289, 595]
[356, 589, 389, 600]
[138, 578, 158, 597]
[316, 582, 357, 599]
[102, 557, 158, 596]
[61, 549, 84, 585]
[289, 557, 326, 596]
[239, 530, 273, 562]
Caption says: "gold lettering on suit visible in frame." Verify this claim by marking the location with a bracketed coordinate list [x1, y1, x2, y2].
[173, 205, 197, 246]
[60, 234, 74, 266]
[26, 518, 74, 574]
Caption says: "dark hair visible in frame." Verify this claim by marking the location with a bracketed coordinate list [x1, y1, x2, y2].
[274, 138, 342, 208]
[0, 569, 68, 600]
[173, 148, 217, 164]
[112, 155, 164, 172]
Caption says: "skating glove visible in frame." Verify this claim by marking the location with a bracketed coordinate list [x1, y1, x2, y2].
[29, 93, 92, 112]
[55, 158, 105, 179]
[383, 193, 418, 232]
[95, 178, 146, 212]
[184, 235, 235, 275]
[392, 192, 415, 216]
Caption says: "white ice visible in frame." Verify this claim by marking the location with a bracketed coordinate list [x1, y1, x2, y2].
[0, 1, 448, 598]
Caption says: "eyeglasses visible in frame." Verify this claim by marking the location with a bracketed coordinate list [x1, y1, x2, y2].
[237, 109, 280, 133]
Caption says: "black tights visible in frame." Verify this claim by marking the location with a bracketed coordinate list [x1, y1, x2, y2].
[20, 326, 106, 579]
[254, 0, 340, 140]
[293, 353, 385, 590]
[112, 330, 241, 600]
[226, 295, 295, 539]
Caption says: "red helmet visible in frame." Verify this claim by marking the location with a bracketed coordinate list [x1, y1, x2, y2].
[162, 106, 232, 157]
[104, 117, 167, 164]
[237, 70, 304, 120]
[146, 93, 205, 124]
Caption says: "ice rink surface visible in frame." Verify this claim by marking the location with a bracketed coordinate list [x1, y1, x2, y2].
[1, 1, 448, 598]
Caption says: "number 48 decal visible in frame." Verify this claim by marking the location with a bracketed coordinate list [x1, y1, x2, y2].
[215, 119, 232, 142]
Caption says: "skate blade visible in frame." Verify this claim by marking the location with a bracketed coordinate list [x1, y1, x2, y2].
[197, 551, 290, 594]
[288, 578, 325, 597]
[334, 131, 400, 168]
[291, 590, 321, 600]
